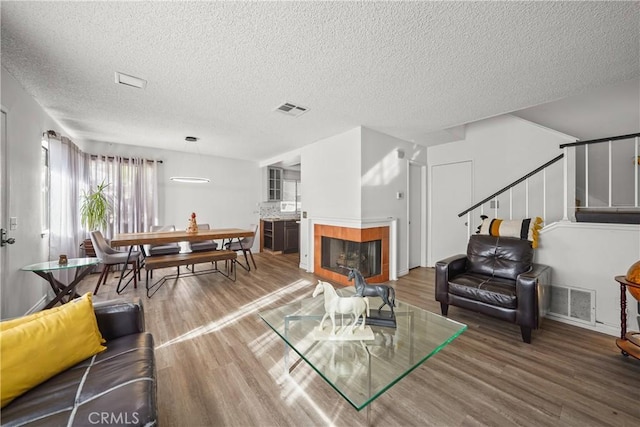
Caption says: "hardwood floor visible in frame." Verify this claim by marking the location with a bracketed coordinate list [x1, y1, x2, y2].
[76, 253, 640, 426]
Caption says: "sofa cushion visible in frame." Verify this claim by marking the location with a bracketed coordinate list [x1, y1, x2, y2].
[0, 293, 106, 408]
[449, 273, 517, 309]
[466, 235, 533, 280]
[0, 332, 156, 426]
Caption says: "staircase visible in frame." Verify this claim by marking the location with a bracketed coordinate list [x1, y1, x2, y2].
[459, 132, 640, 227]
[457, 132, 640, 336]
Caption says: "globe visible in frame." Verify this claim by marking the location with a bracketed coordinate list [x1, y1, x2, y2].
[625, 260, 640, 301]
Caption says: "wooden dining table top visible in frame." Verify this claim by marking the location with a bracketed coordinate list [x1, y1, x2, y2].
[111, 228, 254, 246]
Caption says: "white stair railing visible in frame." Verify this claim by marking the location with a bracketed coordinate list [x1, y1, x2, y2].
[460, 133, 640, 230]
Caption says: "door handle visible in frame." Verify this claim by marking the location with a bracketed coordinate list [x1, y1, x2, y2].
[1, 228, 15, 247]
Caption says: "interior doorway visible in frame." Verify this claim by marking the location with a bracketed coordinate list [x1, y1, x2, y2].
[1, 110, 8, 315]
[429, 160, 473, 266]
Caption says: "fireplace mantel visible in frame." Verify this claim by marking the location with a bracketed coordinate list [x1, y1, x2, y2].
[308, 217, 397, 285]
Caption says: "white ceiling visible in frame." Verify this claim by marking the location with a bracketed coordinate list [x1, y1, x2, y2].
[1, 1, 638, 162]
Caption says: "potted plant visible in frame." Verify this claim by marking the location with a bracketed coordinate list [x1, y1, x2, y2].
[80, 181, 112, 257]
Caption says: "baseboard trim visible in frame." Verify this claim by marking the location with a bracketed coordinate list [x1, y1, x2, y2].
[546, 313, 619, 337]
[25, 295, 48, 315]
[397, 268, 409, 278]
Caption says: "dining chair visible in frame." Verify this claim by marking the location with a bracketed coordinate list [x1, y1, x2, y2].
[189, 223, 218, 252]
[90, 230, 141, 295]
[224, 224, 258, 271]
[147, 224, 181, 277]
[147, 225, 181, 256]
[189, 223, 218, 271]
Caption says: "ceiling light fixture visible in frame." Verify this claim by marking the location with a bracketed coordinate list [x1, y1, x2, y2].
[170, 137, 211, 184]
[169, 176, 210, 184]
[115, 71, 147, 89]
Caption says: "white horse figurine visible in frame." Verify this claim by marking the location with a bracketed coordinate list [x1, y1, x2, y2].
[312, 281, 370, 335]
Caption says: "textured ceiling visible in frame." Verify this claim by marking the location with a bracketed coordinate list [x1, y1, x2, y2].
[1, 1, 638, 161]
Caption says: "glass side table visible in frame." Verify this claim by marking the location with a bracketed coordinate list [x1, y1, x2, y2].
[21, 258, 101, 309]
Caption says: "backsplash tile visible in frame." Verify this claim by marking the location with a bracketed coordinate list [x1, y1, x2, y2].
[259, 202, 300, 219]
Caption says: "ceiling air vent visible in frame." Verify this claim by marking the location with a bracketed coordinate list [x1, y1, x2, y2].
[114, 71, 147, 89]
[274, 102, 309, 118]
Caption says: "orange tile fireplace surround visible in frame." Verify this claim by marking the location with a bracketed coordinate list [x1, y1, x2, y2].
[314, 224, 389, 286]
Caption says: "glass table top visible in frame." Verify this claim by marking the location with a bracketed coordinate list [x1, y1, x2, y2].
[21, 257, 101, 272]
[258, 286, 466, 410]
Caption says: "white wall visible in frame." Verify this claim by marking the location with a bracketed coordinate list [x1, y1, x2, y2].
[298, 127, 362, 269]
[298, 126, 425, 276]
[84, 141, 262, 251]
[427, 115, 576, 263]
[361, 127, 427, 276]
[1, 68, 64, 318]
[300, 127, 362, 219]
[536, 222, 640, 336]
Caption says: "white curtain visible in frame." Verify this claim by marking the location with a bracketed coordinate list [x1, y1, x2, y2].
[49, 136, 85, 260]
[49, 138, 158, 270]
[87, 156, 158, 240]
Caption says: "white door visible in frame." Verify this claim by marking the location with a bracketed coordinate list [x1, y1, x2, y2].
[0, 111, 9, 312]
[429, 161, 473, 266]
[408, 162, 423, 269]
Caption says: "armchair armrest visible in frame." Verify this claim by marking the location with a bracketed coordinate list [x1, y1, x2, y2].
[93, 298, 145, 341]
[435, 254, 467, 301]
[516, 264, 551, 328]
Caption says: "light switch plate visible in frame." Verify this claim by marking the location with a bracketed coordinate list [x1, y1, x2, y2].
[9, 217, 17, 230]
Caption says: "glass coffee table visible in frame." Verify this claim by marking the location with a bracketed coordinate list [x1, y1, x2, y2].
[259, 287, 466, 424]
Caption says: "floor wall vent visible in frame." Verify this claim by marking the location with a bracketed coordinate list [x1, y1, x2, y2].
[549, 285, 596, 325]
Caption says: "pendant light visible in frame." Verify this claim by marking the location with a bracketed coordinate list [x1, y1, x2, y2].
[170, 136, 211, 184]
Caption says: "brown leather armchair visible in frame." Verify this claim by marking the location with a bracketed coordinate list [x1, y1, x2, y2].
[435, 235, 551, 343]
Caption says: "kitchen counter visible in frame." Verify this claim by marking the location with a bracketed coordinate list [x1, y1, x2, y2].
[261, 217, 300, 221]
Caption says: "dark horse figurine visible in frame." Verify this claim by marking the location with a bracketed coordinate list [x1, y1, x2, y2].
[347, 268, 396, 316]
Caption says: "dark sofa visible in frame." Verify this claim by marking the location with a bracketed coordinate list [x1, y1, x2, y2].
[1, 299, 157, 426]
[435, 235, 551, 343]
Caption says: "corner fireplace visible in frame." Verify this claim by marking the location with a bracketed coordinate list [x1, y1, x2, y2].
[314, 224, 389, 286]
[321, 237, 381, 277]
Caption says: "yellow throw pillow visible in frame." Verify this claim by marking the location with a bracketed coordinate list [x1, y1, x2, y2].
[0, 294, 106, 344]
[0, 293, 106, 408]
[0, 301, 69, 331]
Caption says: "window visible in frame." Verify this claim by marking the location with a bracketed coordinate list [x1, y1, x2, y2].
[41, 140, 49, 233]
[280, 179, 301, 212]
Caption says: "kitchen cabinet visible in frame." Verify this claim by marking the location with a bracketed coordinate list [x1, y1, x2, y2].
[284, 220, 299, 253]
[261, 219, 298, 253]
[268, 167, 282, 201]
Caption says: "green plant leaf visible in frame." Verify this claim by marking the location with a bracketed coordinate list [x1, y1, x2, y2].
[80, 180, 112, 231]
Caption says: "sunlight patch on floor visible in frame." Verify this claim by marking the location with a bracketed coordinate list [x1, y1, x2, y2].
[273, 363, 336, 426]
[155, 278, 312, 350]
[247, 292, 309, 357]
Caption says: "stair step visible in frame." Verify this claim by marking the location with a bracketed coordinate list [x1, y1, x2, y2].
[575, 209, 640, 224]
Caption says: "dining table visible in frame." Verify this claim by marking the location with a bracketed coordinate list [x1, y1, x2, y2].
[110, 228, 255, 294]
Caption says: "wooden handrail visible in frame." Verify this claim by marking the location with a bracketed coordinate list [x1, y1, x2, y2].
[559, 132, 640, 149]
[458, 154, 564, 217]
